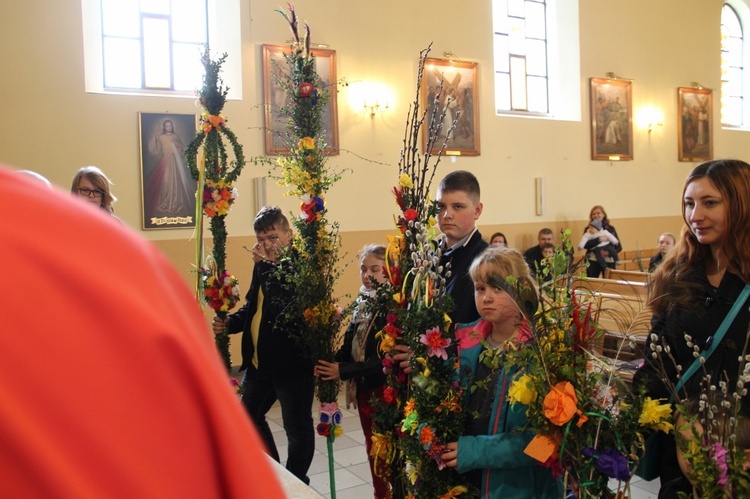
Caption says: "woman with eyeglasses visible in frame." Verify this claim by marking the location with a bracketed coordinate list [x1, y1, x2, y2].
[71, 166, 117, 215]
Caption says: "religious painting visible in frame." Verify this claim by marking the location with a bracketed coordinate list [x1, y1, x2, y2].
[590, 77, 633, 161]
[262, 44, 339, 155]
[420, 58, 480, 156]
[677, 87, 713, 162]
[139, 112, 198, 230]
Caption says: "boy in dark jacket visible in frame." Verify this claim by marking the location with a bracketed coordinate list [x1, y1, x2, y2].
[212, 206, 315, 485]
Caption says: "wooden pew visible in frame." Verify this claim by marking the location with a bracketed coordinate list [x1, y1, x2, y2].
[616, 248, 658, 272]
[570, 277, 652, 375]
[604, 268, 649, 283]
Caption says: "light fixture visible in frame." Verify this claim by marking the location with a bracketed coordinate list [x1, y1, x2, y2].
[349, 82, 393, 119]
[364, 98, 389, 118]
[636, 105, 664, 134]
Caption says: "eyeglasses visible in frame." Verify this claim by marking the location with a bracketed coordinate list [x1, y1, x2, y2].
[78, 187, 104, 198]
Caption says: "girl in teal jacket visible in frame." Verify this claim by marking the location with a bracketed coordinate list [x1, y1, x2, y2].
[441, 246, 559, 499]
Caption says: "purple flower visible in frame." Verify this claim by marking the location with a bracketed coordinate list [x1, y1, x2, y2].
[583, 447, 631, 482]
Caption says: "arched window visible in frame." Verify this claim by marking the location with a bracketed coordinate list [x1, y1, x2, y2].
[722, 4, 744, 126]
[492, 0, 580, 121]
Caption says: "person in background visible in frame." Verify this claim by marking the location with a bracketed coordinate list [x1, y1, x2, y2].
[15, 169, 52, 188]
[490, 231, 508, 247]
[648, 232, 676, 272]
[70, 166, 118, 215]
[0, 165, 284, 498]
[634, 159, 750, 498]
[578, 218, 620, 273]
[315, 244, 390, 498]
[581, 205, 622, 277]
[441, 246, 558, 498]
[212, 206, 315, 485]
[523, 228, 554, 276]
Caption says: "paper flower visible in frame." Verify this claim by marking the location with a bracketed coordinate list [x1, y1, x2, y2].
[399, 173, 414, 189]
[583, 448, 631, 482]
[298, 136, 315, 150]
[638, 397, 673, 433]
[508, 374, 538, 405]
[299, 82, 314, 97]
[420, 327, 451, 360]
[543, 381, 579, 426]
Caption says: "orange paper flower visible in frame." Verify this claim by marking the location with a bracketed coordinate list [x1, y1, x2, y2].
[543, 381, 579, 426]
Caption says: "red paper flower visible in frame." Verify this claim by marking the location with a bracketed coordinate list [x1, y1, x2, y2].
[316, 423, 331, 437]
[299, 82, 314, 97]
[383, 386, 397, 405]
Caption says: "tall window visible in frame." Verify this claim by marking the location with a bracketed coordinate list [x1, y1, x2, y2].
[722, 4, 744, 126]
[101, 0, 207, 91]
[82, 0, 241, 98]
[492, 0, 580, 121]
[493, 0, 549, 114]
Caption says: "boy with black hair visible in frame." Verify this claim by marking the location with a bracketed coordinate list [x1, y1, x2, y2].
[212, 205, 315, 485]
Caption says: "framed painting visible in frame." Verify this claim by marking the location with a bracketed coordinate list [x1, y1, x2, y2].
[590, 77, 633, 161]
[420, 58, 480, 156]
[138, 112, 198, 230]
[262, 44, 339, 155]
[677, 87, 713, 162]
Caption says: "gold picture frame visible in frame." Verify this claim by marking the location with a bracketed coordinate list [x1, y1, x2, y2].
[262, 44, 339, 156]
[420, 58, 480, 156]
[677, 87, 713, 162]
[590, 77, 633, 161]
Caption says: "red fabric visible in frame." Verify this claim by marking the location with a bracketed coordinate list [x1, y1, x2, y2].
[0, 167, 284, 498]
[356, 386, 388, 498]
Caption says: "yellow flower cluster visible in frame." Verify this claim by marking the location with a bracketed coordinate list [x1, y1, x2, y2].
[303, 301, 338, 327]
[508, 374, 539, 405]
[638, 397, 674, 433]
[276, 157, 315, 197]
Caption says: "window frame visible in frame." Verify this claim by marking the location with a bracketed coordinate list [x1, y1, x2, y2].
[81, 0, 241, 99]
[492, 0, 580, 122]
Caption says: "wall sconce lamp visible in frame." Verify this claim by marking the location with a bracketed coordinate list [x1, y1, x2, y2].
[364, 98, 389, 118]
[636, 105, 664, 134]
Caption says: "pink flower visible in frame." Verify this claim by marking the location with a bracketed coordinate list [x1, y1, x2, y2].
[712, 442, 729, 486]
[420, 326, 451, 360]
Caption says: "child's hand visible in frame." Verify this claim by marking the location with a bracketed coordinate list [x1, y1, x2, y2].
[441, 441, 459, 468]
[211, 316, 229, 335]
[314, 360, 340, 381]
[392, 344, 413, 374]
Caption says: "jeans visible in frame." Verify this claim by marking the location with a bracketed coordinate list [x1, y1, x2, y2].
[241, 367, 315, 484]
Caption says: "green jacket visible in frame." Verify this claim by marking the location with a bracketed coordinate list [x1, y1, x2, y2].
[455, 319, 559, 499]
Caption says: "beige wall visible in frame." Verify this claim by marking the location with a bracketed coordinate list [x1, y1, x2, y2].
[0, 0, 744, 364]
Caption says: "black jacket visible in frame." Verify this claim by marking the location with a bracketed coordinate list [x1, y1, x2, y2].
[441, 230, 488, 325]
[226, 259, 311, 375]
[335, 313, 387, 390]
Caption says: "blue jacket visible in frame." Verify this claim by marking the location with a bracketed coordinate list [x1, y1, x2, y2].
[455, 319, 559, 499]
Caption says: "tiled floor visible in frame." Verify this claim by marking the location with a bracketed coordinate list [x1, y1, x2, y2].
[267, 391, 662, 498]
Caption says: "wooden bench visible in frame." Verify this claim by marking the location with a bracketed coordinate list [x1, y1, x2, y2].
[616, 248, 658, 272]
[604, 268, 650, 283]
[570, 277, 652, 370]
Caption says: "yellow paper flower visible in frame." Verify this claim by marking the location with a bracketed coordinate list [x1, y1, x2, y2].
[299, 136, 315, 150]
[333, 425, 344, 438]
[508, 374, 538, 405]
[638, 397, 674, 433]
[399, 173, 414, 189]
